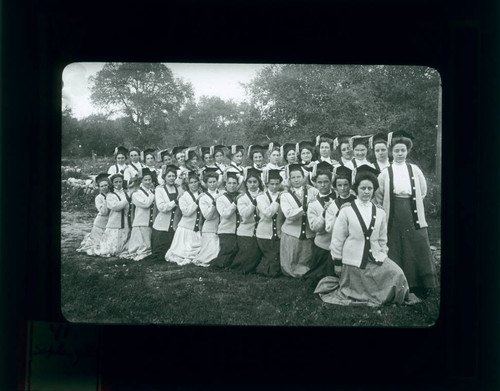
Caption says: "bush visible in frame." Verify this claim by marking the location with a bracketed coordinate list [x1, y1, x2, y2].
[423, 173, 441, 219]
[62, 178, 98, 212]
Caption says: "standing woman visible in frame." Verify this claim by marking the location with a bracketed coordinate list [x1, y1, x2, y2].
[98, 173, 132, 257]
[264, 142, 285, 182]
[159, 149, 173, 168]
[255, 169, 284, 277]
[279, 164, 319, 278]
[123, 147, 145, 192]
[325, 165, 356, 232]
[350, 135, 375, 169]
[281, 142, 298, 190]
[369, 133, 391, 172]
[199, 147, 223, 189]
[315, 134, 339, 166]
[150, 164, 183, 262]
[374, 131, 438, 297]
[165, 171, 203, 265]
[333, 135, 354, 169]
[108, 146, 129, 176]
[77, 173, 111, 256]
[171, 146, 188, 185]
[193, 169, 221, 267]
[226, 145, 246, 189]
[231, 168, 264, 273]
[212, 144, 229, 174]
[120, 168, 156, 261]
[316, 165, 411, 307]
[143, 149, 163, 186]
[304, 162, 336, 284]
[210, 172, 240, 269]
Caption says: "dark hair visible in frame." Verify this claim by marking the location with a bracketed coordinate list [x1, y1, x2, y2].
[288, 166, 304, 177]
[390, 137, 413, 152]
[162, 167, 177, 180]
[352, 172, 379, 194]
[203, 171, 219, 183]
[333, 174, 351, 188]
[245, 171, 264, 191]
[313, 170, 332, 183]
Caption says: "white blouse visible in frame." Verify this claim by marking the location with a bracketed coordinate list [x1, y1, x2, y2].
[354, 199, 373, 228]
[392, 161, 412, 196]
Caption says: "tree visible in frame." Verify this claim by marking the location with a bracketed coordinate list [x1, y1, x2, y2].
[89, 63, 195, 144]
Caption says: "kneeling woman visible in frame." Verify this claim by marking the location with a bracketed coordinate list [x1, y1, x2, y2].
[98, 173, 132, 257]
[192, 169, 221, 267]
[165, 171, 203, 265]
[151, 165, 183, 261]
[210, 172, 240, 268]
[316, 165, 411, 306]
[120, 168, 156, 261]
[230, 168, 264, 273]
[77, 173, 111, 256]
[279, 164, 319, 277]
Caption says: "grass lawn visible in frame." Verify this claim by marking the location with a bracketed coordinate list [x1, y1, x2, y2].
[61, 210, 441, 327]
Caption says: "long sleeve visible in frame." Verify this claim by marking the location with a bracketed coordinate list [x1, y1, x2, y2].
[132, 190, 155, 208]
[330, 208, 349, 260]
[414, 165, 427, 198]
[106, 193, 128, 211]
[280, 193, 304, 221]
[155, 188, 177, 213]
[325, 203, 339, 233]
[374, 171, 387, 206]
[216, 196, 237, 218]
[95, 194, 109, 216]
[179, 193, 199, 216]
[307, 202, 326, 233]
[199, 194, 217, 220]
[256, 196, 279, 218]
[377, 211, 389, 256]
[238, 195, 256, 219]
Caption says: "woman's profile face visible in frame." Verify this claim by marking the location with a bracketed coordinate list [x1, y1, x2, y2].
[188, 178, 199, 192]
[374, 143, 388, 161]
[145, 154, 155, 166]
[98, 181, 110, 194]
[335, 178, 351, 198]
[340, 143, 352, 160]
[319, 142, 331, 158]
[129, 151, 140, 163]
[165, 171, 176, 185]
[226, 177, 238, 193]
[246, 177, 259, 192]
[300, 149, 312, 163]
[353, 144, 368, 160]
[357, 179, 374, 202]
[112, 177, 123, 190]
[233, 152, 243, 165]
[269, 150, 280, 165]
[286, 150, 297, 164]
[253, 152, 264, 168]
[116, 154, 126, 164]
[290, 170, 305, 188]
[392, 143, 408, 163]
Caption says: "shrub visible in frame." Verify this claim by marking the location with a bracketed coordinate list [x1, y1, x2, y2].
[423, 173, 441, 219]
[62, 178, 98, 212]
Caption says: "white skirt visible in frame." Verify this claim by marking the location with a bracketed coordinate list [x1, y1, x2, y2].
[96, 227, 130, 257]
[192, 232, 219, 267]
[120, 226, 153, 261]
[165, 227, 202, 266]
[76, 226, 106, 256]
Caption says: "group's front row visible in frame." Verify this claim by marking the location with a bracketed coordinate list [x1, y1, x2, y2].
[78, 138, 437, 307]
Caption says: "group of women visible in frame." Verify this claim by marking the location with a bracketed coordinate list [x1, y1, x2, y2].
[76, 131, 438, 306]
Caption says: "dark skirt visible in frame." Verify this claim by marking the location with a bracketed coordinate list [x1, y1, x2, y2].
[210, 234, 238, 269]
[388, 197, 438, 289]
[302, 244, 335, 285]
[151, 228, 175, 261]
[231, 236, 263, 274]
[256, 237, 281, 277]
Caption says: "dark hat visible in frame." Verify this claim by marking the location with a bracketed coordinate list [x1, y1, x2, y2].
[245, 167, 262, 181]
[313, 160, 334, 177]
[184, 147, 199, 161]
[226, 171, 239, 180]
[113, 146, 128, 157]
[211, 144, 227, 155]
[388, 131, 414, 147]
[200, 146, 212, 157]
[296, 141, 315, 154]
[267, 169, 283, 182]
[129, 146, 141, 155]
[203, 167, 219, 180]
[142, 148, 156, 160]
[187, 170, 199, 180]
[159, 149, 171, 161]
[288, 163, 304, 175]
[281, 143, 296, 158]
[350, 135, 372, 150]
[165, 164, 179, 174]
[171, 146, 188, 157]
[268, 142, 281, 153]
[95, 173, 110, 185]
[354, 164, 380, 182]
[247, 145, 266, 157]
[230, 145, 245, 155]
[109, 173, 124, 182]
[369, 133, 388, 149]
[333, 135, 353, 150]
[315, 133, 335, 147]
[334, 165, 353, 181]
[141, 167, 154, 178]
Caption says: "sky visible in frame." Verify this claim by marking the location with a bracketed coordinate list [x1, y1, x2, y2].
[61, 62, 267, 119]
